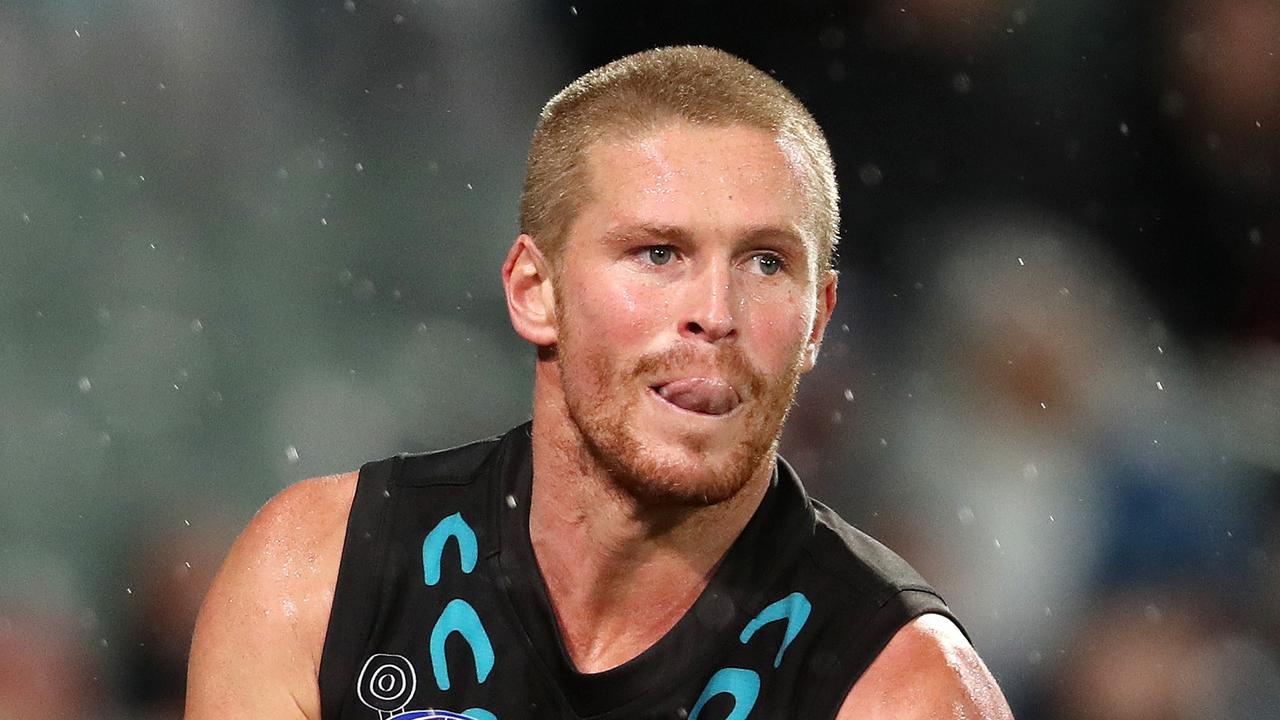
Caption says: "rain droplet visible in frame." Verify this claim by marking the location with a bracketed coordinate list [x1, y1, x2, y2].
[125, 587, 133, 595]
[78, 376, 92, 393]
[505, 494, 517, 509]
[320, 217, 328, 226]
[1119, 121, 1129, 136]
[1155, 381, 1164, 390]
[1248, 227, 1261, 245]
[1040, 401, 1047, 409]
[393, 13, 405, 24]
[857, 163, 883, 186]
[191, 318, 203, 333]
[957, 505, 975, 524]
[1022, 462, 1039, 480]
[355, 162, 365, 172]
[569, 5, 578, 15]
[285, 446, 300, 463]
[20, 212, 30, 223]
[465, 182, 473, 191]
[951, 72, 972, 94]
[90, 167, 104, 181]
[1017, 257, 1025, 266]
[74, 28, 81, 38]
[343, 0, 356, 12]
[843, 388, 854, 401]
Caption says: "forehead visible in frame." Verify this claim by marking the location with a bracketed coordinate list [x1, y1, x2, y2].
[578, 122, 816, 241]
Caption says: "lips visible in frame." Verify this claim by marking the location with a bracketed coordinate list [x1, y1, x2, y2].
[652, 377, 741, 416]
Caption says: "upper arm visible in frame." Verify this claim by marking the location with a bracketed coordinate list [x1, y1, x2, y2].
[185, 473, 357, 720]
[837, 613, 1014, 720]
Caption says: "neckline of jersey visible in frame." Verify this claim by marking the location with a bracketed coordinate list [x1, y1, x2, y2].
[488, 422, 817, 718]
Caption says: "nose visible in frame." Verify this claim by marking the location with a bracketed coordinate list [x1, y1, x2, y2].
[679, 258, 738, 343]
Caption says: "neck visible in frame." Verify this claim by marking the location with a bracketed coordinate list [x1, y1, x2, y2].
[527, 362, 772, 673]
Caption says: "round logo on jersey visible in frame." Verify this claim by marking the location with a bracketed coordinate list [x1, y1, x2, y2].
[393, 712, 472, 720]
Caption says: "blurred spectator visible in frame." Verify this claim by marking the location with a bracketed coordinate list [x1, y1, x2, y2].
[0, 603, 106, 719]
[118, 514, 237, 719]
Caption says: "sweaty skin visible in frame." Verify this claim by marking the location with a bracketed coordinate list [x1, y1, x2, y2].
[185, 122, 1013, 719]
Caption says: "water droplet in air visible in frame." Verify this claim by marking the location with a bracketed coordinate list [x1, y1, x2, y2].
[843, 389, 854, 401]
[285, 446, 300, 463]
[78, 376, 92, 393]
[569, 5, 578, 15]
[505, 494, 517, 509]
[191, 318, 203, 333]
[857, 163, 882, 186]
[1155, 381, 1164, 390]
[1119, 121, 1129, 136]
[344, 0, 356, 12]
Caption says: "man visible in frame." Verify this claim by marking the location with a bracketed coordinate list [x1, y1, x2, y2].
[187, 46, 1013, 719]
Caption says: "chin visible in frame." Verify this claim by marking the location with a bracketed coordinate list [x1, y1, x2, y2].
[586, 422, 776, 509]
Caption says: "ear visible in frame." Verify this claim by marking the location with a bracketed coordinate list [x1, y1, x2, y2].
[502, 234, 558, 347]
[800, 269, 838, 373]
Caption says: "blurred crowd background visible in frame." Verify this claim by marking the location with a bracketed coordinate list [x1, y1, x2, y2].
[1, 0, 1278, 717]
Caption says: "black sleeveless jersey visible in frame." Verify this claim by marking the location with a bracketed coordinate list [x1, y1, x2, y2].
[318, 423, 960, 720]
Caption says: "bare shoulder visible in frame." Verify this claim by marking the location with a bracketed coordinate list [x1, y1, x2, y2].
[185, 471, 359, 720]
[837, 613, 1014, 720]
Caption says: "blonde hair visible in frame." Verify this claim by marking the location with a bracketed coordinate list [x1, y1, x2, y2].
[520, 46, 840, 272]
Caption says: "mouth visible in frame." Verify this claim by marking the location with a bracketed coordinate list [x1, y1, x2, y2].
[649, 377, 742, 417]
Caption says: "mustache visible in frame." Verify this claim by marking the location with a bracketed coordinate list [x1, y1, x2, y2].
[631, 344, 768, 400]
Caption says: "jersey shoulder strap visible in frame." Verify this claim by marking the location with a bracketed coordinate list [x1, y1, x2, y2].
[317, 434, 505, 719]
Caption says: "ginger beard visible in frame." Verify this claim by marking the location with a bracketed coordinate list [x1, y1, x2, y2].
[555, 300, 807, 508]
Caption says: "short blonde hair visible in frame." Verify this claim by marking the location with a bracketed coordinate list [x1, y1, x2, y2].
[520, 46, 840, 272]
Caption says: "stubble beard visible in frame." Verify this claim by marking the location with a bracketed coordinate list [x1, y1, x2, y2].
[557, 323, 804, 509]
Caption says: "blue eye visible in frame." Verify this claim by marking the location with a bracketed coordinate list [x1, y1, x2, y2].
[646, 246, 674, 265]
[753, 254, 783, 276]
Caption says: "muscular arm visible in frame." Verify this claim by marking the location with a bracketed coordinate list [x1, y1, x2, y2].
[838, 613, 1014, 720]
[185, 473, 357, 720]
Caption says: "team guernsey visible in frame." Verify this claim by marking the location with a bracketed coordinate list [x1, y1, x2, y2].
[318, 423, 961, 719]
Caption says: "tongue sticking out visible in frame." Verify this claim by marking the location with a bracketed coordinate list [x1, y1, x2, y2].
[656, 378, 740, 415]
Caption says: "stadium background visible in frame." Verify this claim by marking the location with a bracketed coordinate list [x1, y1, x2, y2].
[1, 0, 1277, 716]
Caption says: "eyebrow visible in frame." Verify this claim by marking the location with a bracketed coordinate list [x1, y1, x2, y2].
[601, 223, 808, 253]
